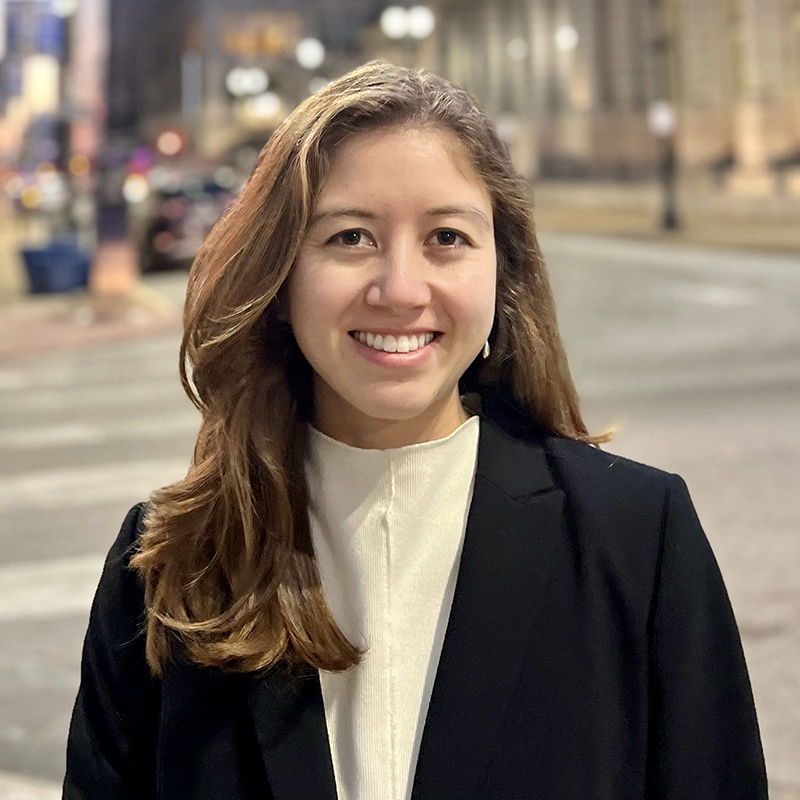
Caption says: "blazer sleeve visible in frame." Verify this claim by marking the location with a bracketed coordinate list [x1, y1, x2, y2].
[63, 503, 160, 800]
[648, 474, 767, 798]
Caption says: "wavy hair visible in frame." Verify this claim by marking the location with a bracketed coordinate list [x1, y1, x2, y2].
[131, 61, 607, 675]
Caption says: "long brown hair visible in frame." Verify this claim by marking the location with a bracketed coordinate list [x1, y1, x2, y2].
[132, 61, 607, 676]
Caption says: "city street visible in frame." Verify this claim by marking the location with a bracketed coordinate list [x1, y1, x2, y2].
[0, 233, 798, 797]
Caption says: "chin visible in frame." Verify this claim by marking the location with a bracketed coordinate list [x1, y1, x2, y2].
[349, 387, 446, 424]
[354, 400, 434, 424]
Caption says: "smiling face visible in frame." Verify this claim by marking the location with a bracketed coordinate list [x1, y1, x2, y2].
[286, 125, 497, 448]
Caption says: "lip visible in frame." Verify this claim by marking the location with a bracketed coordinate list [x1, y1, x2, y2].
[349, 331, 438, 366]
[348, 329, 440, 337]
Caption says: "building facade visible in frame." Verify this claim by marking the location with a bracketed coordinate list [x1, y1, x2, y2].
[435, 0, 800, 196]
[106, 0, 387, 160]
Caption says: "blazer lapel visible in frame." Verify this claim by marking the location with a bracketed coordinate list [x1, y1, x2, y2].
[411, 418, 567, 799]
[247, 660, 338, 800]
[246, 416, 565, 800]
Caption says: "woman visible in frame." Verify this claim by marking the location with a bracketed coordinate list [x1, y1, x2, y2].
[64, 62, 767, 800]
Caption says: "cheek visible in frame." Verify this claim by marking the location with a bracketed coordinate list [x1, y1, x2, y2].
[287, 264, 353, 346]
[286, 267, 319, 347]
[460, 265, 497, 327]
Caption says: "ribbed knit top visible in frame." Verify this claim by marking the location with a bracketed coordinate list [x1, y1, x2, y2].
[305, 415, 481, 800]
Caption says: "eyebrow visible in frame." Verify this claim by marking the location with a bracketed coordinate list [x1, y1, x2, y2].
[308, 204, 492, 231]
[309, 207, 377, 227]
[425, 204, 492, 231]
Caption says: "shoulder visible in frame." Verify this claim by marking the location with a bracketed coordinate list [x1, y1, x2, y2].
[475, 391, 678, 512]
[543, 434, 681, 529]
[544, 435, 675, 496]
[88, 503, 150, 651]
[478, 416, 684, 543]
[107, 502, 148, 563]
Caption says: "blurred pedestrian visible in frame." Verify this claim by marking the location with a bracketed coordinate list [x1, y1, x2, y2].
[64, 61, 767, 800]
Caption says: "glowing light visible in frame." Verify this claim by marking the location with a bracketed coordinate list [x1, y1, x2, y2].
[20, 186, 42, 209]
[156, 130, 185, 157]
[213, 165, 238, 189]
[225, 67, 269, 97]
[648, 101, 677, 138]
[3, 174, 25, 198]
[380, 6, 408, 39]
[506, 38, 528, 60]
[495, 114, 519, 144]
[308, 76, 330, 95]
[245, 92, 282, 120]
[35, 161, 57, 175]
[407, 6, 435, 39]
[555, 25, 579, 51]
[380, 6, 434, 40]
[52, 0, 79, 17]
[68, 154, 91, 177]
[22, 55, 60, 115]
[122, 174, 149, 203]
[295, 38, 325, 70]
[148, 166, 182, 193]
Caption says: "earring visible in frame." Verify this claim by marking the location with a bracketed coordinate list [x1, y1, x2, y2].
[482, 340, 491, 359]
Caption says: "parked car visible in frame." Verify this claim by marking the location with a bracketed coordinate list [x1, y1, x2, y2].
[139, 176, 238, 273]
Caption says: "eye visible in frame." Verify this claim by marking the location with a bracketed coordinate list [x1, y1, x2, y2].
[329, 229, 373, 247]
[431, 229, 470, 247]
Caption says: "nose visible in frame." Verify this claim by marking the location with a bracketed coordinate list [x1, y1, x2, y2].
[365, 243, 432, 310]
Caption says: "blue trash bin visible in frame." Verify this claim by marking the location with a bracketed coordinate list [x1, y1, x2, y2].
[21, 243, 91, 294]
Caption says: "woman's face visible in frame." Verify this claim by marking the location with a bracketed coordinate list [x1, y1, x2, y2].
[287, 125, 496, 448]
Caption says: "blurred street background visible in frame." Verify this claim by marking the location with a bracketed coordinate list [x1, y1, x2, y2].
[0, 0, 799, 797]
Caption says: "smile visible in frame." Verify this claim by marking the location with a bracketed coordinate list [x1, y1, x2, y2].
[350, 331, 436, 353]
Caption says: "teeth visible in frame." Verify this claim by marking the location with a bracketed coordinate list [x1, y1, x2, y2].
[353, 332, 435, 353]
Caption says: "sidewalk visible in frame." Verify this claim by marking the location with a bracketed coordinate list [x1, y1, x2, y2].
[0, 273, 181, 361]
[532, 179, 800, 253]
[0, 771, 60, 800]
[0, 203, 182, 360]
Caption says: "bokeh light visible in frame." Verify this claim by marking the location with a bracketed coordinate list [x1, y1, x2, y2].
[295, 38, 325, 70]
[155, 130, 185, 157]
[68, 155, 92, 178]
[122, 173, 150, 203]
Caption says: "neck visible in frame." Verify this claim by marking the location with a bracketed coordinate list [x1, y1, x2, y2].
[313, 393, 471, 450]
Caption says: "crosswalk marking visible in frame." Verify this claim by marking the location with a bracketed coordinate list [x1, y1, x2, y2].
[0, 459, 188, 511]
[0, 771, 61, 800]
[0, 413, 199, 449]
[0, 554, 105, 621]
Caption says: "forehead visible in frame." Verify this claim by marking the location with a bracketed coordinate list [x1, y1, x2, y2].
[317, 125, 490, 206]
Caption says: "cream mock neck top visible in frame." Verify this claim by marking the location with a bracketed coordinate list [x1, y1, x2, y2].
[305, 415, 481, 800]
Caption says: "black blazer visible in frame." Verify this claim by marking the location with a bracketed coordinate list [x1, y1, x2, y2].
[64, 416, 767, 800]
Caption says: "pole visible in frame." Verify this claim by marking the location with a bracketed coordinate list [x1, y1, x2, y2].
[648, 0, 680, 230]
[659, 134, 678, 229]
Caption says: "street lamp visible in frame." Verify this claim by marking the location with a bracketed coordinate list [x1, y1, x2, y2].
[380, 7, 409, 40]
[647, 0, 680, 231]
[406, 6, 436, 39]
[296, 38, 325, 71]
[51, 0, 79, 18]
[554, 25, 579, 52]
[506, 38, 529, 61]
[225, 67, 269, 98]
[380, 5, 435, 64]
[648, 99, 679, 230]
